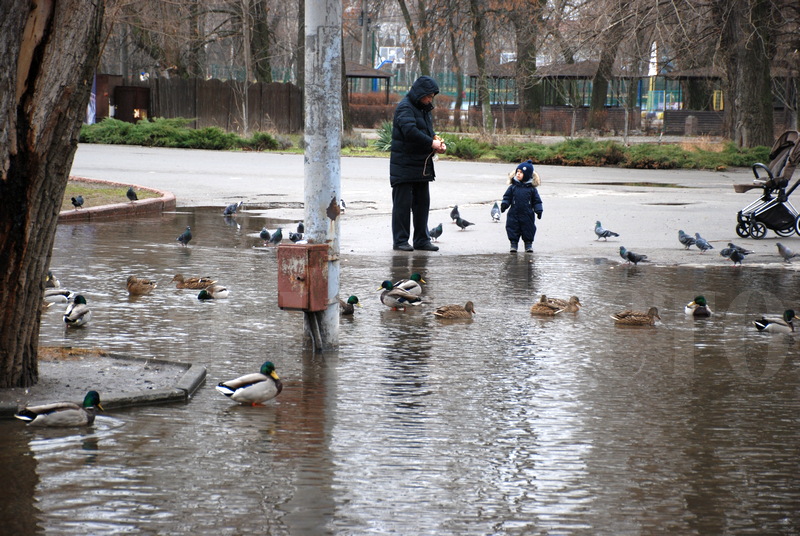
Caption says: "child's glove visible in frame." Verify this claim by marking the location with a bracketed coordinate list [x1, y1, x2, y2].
[535, 211, 542, 219]
[500, 203, 509, 213]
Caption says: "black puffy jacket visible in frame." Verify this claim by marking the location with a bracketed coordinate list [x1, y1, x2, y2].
[389, 76, 440, 187]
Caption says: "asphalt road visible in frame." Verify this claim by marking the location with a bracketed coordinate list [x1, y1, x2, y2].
[71, 143, 799, 265]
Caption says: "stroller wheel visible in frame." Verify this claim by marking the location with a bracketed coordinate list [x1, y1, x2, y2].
[736, 223, 750, 238]
[775, 226, 795, 237]
[749, 221, 767, 239]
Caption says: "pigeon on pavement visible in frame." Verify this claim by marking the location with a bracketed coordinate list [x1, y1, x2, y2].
[455, 216, 475, 230]
[594, 221, 619, 241]
[491, 202, 501, 223]
[727, 242, 754, 255]
[678, 230, 696, 249]
[71, 195, 84, 210]
[126, 186, 138, 202]
[776, 242, 800, 262]
[694, 233, 713, 252]
[450, 205, 460, 223]
[429, 223, 443, 242]
[720, 248, 746, 266]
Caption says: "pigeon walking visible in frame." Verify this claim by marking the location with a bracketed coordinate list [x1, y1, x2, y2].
[491, 202, 501, 223]
[297, 221, 305, 234]
[450, 205, 460, 223]
[776, 242, 800, 263]
[727, 242, 754, 255]
[729, 249, 746, 266]
[269, 227, 283, 245]
[223, 201, 243, 216]
[71, 195, 84, 210]
[678, 230, 696, 249]
[259, 227, 271, 245]
[594, 221, 619, 241]
[429, 223, 443, 242]
[720, 247, 746, 266]
[694, 233, 713, 252]
[620, 246, 649, 265]
[455, 216, 474, 230]
[126, 186, 138, 202]
[176, 226, 192, 247]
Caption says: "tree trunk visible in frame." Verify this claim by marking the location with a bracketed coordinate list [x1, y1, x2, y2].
[396, 0, 431, 75]
[448, 31, 464, 131]
[296, 0, 305, 88]
[589, 38, 621, 130]
[252, 0, 273, 83]
[0, 0, 104, 388]
[468, 0, 492, 132]
[717, 0, 775, 147]
[515, 0, 544, 121]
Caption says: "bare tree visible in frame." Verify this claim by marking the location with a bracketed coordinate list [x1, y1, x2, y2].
[0, 1, 104, 387]
[396, 0, 433, 74]
[514, 0, 546, 119]
[709, 0, 778, 147]
[468, 0, 493, 131]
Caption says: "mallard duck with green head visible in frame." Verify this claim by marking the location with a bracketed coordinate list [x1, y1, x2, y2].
[393, 273, 425, 296]
[378, 280, 422, 310]
[44, 288, 76, 304]
[433, 301, 476, 319]
[15, 390, 103, 426]
[530, 294, 562, 316]
[216, 361, 283, 405]
[127, 275, 157, 296]
[172, 274, 217, 289]
[611, 306, 661, 326]
[64, 294, 92, 327]
[753, 309, 799, 333]
[45, 270, 60, 288]
[198, 284, 229, 300]
[685, 295, 713, 317]
[339, 295, 361, 315]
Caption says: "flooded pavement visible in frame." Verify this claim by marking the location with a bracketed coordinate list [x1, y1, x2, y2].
[2, 208, 800, 535]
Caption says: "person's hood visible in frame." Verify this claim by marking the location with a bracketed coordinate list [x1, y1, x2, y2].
[407, 76, 440, 108]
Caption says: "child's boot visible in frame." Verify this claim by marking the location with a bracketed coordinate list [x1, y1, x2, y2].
[509, 241, 518, 253]
[524, 242, 533, 253]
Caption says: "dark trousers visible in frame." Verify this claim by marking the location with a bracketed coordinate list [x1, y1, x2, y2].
[392, 182, 431, 247]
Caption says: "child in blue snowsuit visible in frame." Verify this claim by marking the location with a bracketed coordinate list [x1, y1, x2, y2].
[501, 160, 543, 253]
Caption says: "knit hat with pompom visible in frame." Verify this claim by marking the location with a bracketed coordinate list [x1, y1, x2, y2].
[515, 160, 534, 182]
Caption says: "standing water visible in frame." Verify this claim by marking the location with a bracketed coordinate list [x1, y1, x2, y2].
[1, 209, 799, 535]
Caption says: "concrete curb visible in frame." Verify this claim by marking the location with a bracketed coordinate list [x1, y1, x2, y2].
[0, 354, 206, 419]
[58, 176, 176, 223]
[98, 354, 207, 411]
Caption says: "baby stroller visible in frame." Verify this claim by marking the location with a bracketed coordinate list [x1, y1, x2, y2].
[734, 130, 800, 239]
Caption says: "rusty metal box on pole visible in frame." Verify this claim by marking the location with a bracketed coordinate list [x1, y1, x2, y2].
[277, 244, 329, 311]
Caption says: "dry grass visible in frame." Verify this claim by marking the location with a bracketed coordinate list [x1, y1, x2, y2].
[679, 136, 725, 152]
[62, 181, 160, 212]
[38, 346, 109, 361]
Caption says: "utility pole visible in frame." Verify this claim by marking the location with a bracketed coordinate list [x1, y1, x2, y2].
[304, 0, 342, 350]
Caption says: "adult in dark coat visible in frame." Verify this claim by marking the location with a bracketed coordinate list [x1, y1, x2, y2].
[390, 75, 446, 251]
[501, 161, 543, 253]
